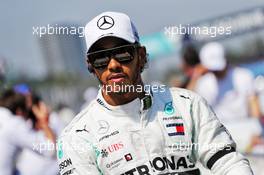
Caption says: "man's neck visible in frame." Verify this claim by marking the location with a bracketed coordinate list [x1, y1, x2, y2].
[102, 83, 146, 106]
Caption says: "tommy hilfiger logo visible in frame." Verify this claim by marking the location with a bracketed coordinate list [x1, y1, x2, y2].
[166, 123, 185, 136]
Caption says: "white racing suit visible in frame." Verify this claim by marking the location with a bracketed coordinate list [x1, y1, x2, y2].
[57, 87, 253, 175]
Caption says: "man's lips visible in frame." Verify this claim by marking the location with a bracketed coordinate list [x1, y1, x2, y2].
[107, 73, 126, 83]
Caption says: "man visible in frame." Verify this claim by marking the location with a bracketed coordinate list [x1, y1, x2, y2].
[57, 12, 253, 175]
[16, 93, 65, 175]
[194, 42, 262, 152]
[180, 44, 208, 90]
[195, 42, 261, 121]
[0, 89, 56, 175]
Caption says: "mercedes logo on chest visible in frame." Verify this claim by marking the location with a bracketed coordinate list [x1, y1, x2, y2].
[97, 120, 110, 134]
[97, 15, 115, 30]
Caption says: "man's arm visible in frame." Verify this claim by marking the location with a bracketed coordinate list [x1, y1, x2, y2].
[193, 96, 253, 175]
[10, 101, 56, 157]
[248, 94, 261, 118]
[32, 101, 56, 143]
[9, 118, 55, 157]
[186, 64, 208, 90]
[57, 133, 102, 175]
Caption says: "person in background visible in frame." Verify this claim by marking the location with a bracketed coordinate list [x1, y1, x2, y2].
[81, 86, 98, 110]
[180, 44, 208, 89]
[13, 86, 65, 175]
[195, 42, 261, 122]
[55, 103, 75, 126]
[13, 84, 33, 109]
[193, 42, 262, 152]
[0, 89, 56, 175]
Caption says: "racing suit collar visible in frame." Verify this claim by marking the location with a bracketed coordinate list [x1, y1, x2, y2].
[96, 89, 153, 115]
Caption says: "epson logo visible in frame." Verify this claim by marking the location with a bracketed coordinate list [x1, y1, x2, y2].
[59, 158, 72, 171]
[62, 168, 75, 175]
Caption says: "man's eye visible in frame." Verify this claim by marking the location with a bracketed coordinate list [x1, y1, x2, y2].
[115, 52, 132, 61]
[94, 57, 109, 66]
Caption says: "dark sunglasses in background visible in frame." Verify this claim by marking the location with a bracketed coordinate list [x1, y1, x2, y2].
[87, 44, 139, 70]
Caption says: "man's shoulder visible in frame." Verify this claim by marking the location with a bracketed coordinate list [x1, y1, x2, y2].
[170, 87, 197, 98]
[156, 86, 199, 102]
[59, 100, 97, 139]
[152, 87, 202, 114]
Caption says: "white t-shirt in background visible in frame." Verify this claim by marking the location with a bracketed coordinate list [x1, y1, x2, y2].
[195, 67, 255, 122]
[0, 107, 53, 175]
[16, 112, 65, 175]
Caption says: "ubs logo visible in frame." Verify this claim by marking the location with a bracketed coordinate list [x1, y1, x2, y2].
[107, 142, 124, 153]
[101, 142, 124, 158]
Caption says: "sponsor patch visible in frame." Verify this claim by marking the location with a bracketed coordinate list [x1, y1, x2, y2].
[99, 130, 119, 142]
[166, 123, 185, 136]
[101, 141, 124, 158]
[106, 158, 123, 170]
[120, 155, 196, 174]
[164, 101, 175, 115]
[124, 153, 133, 161]
[59, 158, 72, 172]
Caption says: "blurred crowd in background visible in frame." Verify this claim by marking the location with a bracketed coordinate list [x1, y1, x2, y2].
[1, 3, 264, 175]
[1, 40, 264, 174]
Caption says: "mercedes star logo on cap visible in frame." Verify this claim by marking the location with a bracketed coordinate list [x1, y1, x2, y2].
[97, 15, 114, 30]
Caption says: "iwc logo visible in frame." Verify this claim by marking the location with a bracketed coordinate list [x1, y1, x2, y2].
[97, 15, 114, 30]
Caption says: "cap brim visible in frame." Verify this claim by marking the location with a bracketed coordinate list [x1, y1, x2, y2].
[87, 34, 136, 52]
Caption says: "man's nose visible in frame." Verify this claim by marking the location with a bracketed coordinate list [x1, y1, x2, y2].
[108, 58, 122, 72]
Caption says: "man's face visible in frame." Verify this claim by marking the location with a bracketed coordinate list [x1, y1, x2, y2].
[87, 37, 146, 94]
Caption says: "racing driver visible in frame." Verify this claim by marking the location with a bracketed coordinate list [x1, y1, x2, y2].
[57, 12, 253, 175]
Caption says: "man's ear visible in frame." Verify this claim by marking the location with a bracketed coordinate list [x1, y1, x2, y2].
[86, 58, 95, 73]
[138, 46, 148, 72]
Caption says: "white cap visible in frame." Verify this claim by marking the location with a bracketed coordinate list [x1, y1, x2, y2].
[199, 42, 227, 71]
[85, 11, 139, 52]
